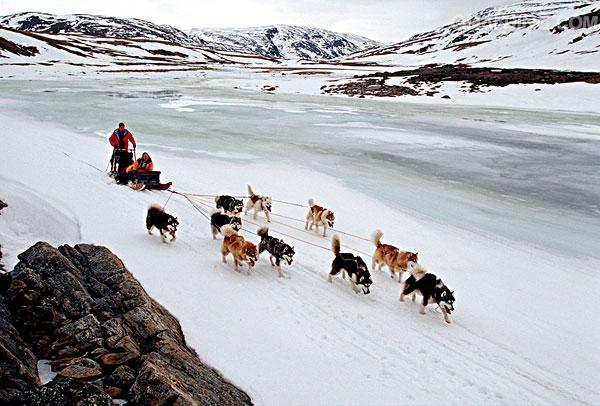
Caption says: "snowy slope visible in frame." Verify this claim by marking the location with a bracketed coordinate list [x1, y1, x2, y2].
[1, 82, 599, 404]
[343, 0, 600, 70]
[0, 12, 198, 46]
[0, 26, 277, 78]
[189, 25, 382, 60]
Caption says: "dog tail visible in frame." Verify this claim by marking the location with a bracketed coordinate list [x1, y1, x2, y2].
[214, 196, 220, 204]
[257, 226, 269, 238]
[331, 234, 341, 256]
[210, 208, 221, 217]
[247, 184, 254, 196]
[308, 198, 315, 208]
[221, 224, 237, 237]
[371, 229, 383, 247]
[410, 263, 426, 280]
[148, 204, 163, 213]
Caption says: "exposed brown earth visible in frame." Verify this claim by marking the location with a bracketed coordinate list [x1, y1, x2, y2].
[322, 64, 600, 97]
[0, 37, 38, 57]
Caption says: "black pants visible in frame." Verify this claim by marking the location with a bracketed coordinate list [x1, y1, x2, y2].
[115, 172, 134, 185]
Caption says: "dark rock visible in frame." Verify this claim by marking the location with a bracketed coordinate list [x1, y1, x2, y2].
[3, 242, 253, 405]
[54, 314, 104, 349]
[98, 351, 140, 368]
[104, 385, 123, 399]
[104, 365, 136, 389]
[17, 376, 113, 406]
[0, 299, 40, 404]
[58, 364, 103, 380]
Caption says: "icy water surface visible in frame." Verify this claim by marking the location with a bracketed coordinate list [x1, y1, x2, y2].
[2, 78, 599, 259]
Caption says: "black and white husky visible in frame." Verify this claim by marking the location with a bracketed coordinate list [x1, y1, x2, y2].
[400, 263, 455, 324]
[210, 209, 242, 239]
[328, 235, 372, 295]
[257, 227, 295, 277]
[215, 195, 243, 216]
[245, 184, 272, 222]
[146, 205, 179, 243]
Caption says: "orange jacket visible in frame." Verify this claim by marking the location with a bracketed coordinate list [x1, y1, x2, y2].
[109, 129, 136, 150]
[126, 158, 153, 173]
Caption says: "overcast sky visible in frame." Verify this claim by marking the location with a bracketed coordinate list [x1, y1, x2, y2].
[0, 0, 519, 42]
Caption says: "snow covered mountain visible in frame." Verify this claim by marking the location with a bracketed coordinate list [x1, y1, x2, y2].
[189, 25, 382, 60]
[0, 12, 198, 46]
[0, 25, 276, 78]
[343, 0, 600, 71]
[0, 13, 382, 60]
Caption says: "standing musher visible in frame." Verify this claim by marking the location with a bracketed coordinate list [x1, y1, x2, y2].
[109, 122, 136, 175]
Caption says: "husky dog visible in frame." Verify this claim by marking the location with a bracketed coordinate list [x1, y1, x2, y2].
[328, 235, 372, 295]
[245, 185, 272, 222]
[146, 205, 179, 243]
[257, 227, 295, 277]
[305, 199, 335, 237]
[220, 225, 258, 275]
[215, 195, 244, 216]
[371, 230, 418, 282]
[400, 263, 455, 324]
[210, 209, 242, 239]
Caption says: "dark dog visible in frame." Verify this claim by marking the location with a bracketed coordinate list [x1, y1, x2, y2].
[328, 235, 372, 295]
[257, 227, 295, 277]
[146, 205, 179, 243]
[215, 195, 244, 216]
[400, 263, 455, 324]
[210, 209, 242, 239]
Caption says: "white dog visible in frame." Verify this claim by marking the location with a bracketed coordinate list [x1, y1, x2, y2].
[244, 185, 272, 222]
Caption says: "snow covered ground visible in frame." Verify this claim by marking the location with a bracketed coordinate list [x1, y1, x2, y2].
[1, 78, 599, 405]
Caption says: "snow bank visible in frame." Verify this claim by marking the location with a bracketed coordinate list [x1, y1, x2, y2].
[1, 110, 599, 405]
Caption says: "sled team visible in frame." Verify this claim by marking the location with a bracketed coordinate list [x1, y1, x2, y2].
[112, 123, 455, 324]
[146, 185, 455, 324]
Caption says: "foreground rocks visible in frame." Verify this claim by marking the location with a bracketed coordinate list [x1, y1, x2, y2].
[1, 242, 252, 405]
[0, 199, 6, 273]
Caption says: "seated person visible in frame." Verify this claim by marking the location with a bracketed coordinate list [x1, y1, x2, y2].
[116, 152, 153, 185]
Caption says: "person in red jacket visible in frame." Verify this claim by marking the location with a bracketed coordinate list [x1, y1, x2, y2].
[109, 122, 137, 175]
[110, 122, 136, 150]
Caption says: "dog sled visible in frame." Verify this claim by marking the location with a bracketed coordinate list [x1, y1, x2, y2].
[108, 149, 172, 191]
[132, 171, 172, 191]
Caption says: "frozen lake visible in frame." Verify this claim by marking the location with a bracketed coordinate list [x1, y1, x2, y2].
[2, 77, 599, 259]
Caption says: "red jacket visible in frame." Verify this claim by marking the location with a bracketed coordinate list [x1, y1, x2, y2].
[109, 129, 136, 150]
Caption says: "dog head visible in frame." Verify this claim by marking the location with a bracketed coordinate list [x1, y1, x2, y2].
[166, 216, 179, 237]
[232, 198, 244, 215]
[282, 245, 295, 265]
[243, 242, 258, 267]
[356, 260, 372, 295]
[325, 210, 335, 228]
[408, 252, 418, 263]
[438, 286, 455, 315]
[229, 216, 242, 231]
[262, 196, 272, 212]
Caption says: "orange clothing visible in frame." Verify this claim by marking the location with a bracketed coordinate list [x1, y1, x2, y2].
[126, 159, 153, 173]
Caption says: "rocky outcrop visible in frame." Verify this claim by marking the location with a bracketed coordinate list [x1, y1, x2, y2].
[1, 241, 253, 405]
[0, 199, 6, 273]
[321, 78, 418, 98]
